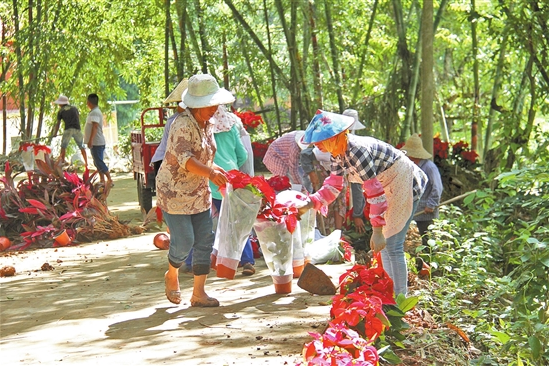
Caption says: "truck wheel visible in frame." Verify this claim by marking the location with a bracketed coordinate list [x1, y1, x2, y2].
[137, 174, 153, 213]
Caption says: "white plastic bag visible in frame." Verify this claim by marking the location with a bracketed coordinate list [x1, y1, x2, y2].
[214, 184, 262, 270]
[309, 229, 342, 264]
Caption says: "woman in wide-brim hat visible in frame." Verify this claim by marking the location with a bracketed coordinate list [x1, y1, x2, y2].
[156, 73, 234, 307]
[297, 110, 428, 296]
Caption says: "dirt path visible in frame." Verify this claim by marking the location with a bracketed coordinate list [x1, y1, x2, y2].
[0, 173, 346, 365]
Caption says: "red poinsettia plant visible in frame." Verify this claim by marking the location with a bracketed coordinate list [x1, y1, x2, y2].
[339, 261, 396, 305]
[18, 142, 52, 155]
[251, 140, 272, 160]
[233, 109, 264, 131]
[299, 323, 379, 366]
[256, 201, 300, 234]
[220, 170, 276, 206]
[266, 175, 291, 192]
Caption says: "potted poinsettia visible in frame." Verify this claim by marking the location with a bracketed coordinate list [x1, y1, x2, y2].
[213, 170, 275, 279]
[253, 186, 307, 293]
[298, 323, 380, 365]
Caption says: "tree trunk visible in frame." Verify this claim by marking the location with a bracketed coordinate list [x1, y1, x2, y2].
[184, 10, 203, 75]
[12, 0, 27, 140]
[403, 18, 421, 141]
[307, 1, 323, 108]
[224, 0, 290, 90]
[421, 0, 434, 155]
[324, 0, 345, 112]
[175, 0, 188, 79]
[483, 24, 509, 164]
[470, 0, 480, 153]
[164, 0, 170, 97]
[352, 0, 378, 105]
[262, 0, 281, 135]
[1, 22, 7, 154]
[274, 0, 299, 130]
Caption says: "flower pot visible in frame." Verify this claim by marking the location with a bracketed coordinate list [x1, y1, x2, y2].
[53, 230, 71, 246]
[216, 264, 236, 279]
[274, 281, 292, 294]
[272, 274, 293, 294]
[293, 263, 305, 279]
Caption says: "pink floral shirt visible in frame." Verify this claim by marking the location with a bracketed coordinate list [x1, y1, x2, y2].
[155, 109, 216, 215]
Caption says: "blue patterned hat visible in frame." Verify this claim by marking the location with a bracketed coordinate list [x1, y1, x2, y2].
[302, 110, 355, 144]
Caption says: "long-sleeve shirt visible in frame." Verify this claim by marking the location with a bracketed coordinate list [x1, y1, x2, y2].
[209, 124, 248, 200]
[262, 131, 304, 185]
[151, 112, 180, 164]
[155, 110, 215, 215]
[310, 135, 427, 228]
[414, 159, 443, 221]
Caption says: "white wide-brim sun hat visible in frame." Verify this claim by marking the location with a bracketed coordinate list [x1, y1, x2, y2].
[181, 74, 235, 109]
[343, 109, 366, 130]
[54, 95, 69, 105]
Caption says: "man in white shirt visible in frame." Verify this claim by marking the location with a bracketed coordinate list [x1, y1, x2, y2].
[84, 93, 112, 192]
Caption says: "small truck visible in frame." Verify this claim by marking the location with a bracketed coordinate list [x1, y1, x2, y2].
[130, 106, 175, 213]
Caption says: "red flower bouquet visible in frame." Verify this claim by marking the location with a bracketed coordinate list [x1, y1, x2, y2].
[214, 170, 275, 279]
[300, 323, 379, 365]
[266, 175, 291, 192]
[339, 263, 396, 305]
[233, 110, 264, 132]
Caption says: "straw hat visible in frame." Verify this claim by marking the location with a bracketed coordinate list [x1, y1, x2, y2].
[181, 74, 235, 109]
[400, 133, 432, 159]
[302, 110, 354, 144]
[343, 109, 366, 130]
[164, 79, 188, 104]
[54, 95, 69, 105]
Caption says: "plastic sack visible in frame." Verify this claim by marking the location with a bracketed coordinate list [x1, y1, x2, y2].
[253, 219, 294, 280]
[299, 209, 316, 263]
[309, 229, 342, 265]
[214, 184, 262, 278]
[274, 189, 309, 276]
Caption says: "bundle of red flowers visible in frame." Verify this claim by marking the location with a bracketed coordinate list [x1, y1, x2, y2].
[266, 175, 291, 192]
[298, 255, 399, 365]
[18, 142, 52, 156]
[220, 170, 275, 206]
[251, 140, 272, 160]
[300, 323, 379, 366]
[233, 110, 264, 131]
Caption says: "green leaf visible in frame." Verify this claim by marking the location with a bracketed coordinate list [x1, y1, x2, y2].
[379, 348, 403, 364]
[528, 335, 541, 359]
[463, 192, 476, 205]
[397, 296, 419, 313]
[490, 331, 510, 345]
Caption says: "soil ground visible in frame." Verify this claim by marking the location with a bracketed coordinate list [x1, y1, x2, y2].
[0, 172, 348, 365]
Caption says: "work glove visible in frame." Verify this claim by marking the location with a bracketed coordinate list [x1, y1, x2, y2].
[370, 226, 386, 253]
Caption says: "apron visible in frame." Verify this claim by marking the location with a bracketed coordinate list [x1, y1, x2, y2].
[374, 158, 416, 238]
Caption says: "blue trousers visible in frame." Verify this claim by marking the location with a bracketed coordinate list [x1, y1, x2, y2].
[185, 198, 255, 268]
[380, 200, 419, 297]
[163, 209, 214, 275]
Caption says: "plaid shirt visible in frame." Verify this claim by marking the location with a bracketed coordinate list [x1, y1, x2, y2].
[262, 131, 303, 184]
[332, 135, 425, 202]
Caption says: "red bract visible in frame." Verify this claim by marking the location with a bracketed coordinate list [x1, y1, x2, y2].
[251, 140, 272, 160]
[266, 175, 291, 191]
[222, 170, 276, 205]
[233, 110, 264, 131]
[461, 150, 478, 163]
[300, 323, 379, 365]
[339, 264, 396, 305]
[256, 202, 299, 233]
